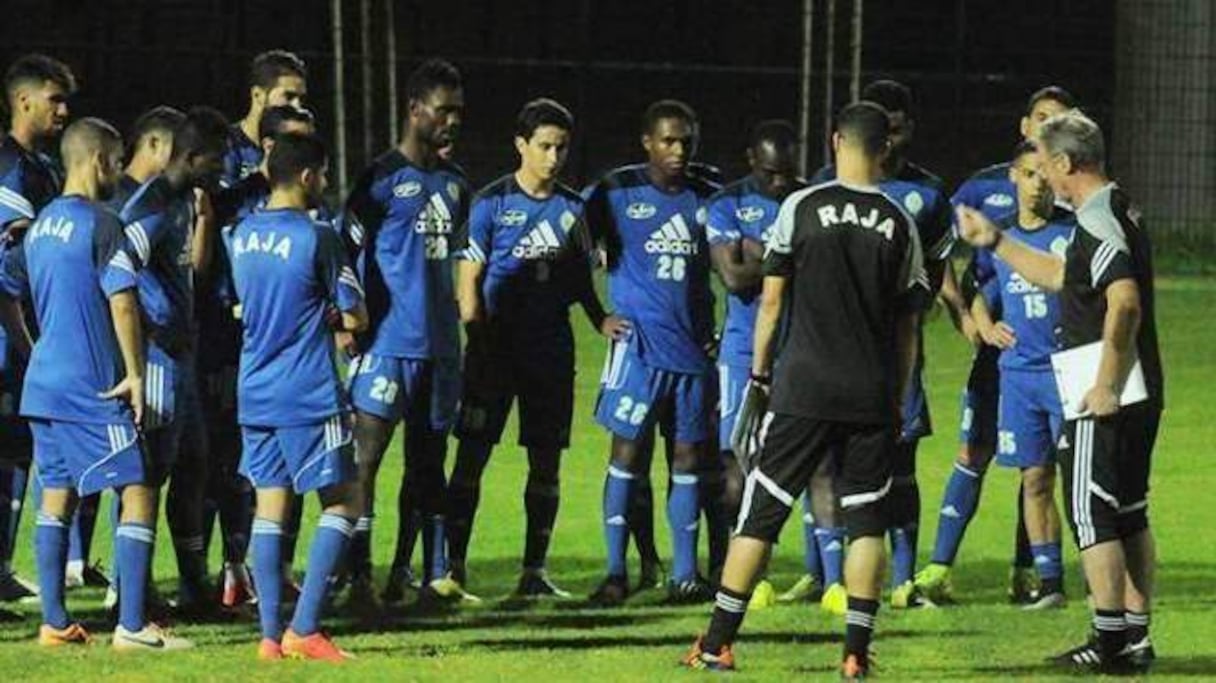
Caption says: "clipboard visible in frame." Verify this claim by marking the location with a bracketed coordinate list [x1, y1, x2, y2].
[1050, 341, 1148, 420]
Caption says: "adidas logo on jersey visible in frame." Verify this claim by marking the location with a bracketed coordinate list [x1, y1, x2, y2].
[413, 193, 454, 235]
[511, 220, 564, 259]
[644, 214, 699, 255]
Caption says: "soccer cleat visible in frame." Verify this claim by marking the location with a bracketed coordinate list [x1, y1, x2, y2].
[221, 562, 257, 608]
[1124, 636, 1156, 670]
[420, 573, 482, 605]
[1048, 636, 1146, 675]
[913, 563, 955, 604]
[112, 623, 195, 651]
[281, 628, 353, 662]
[589, 574, 630, 607]
[891, 580, 936, 609]
[0, 570, 39, 604]
[748, 579, 776, 610]
[381, 564, 421, 605]
[777, 573, 823, 604]
[82, 562, 111, 588]
[820, 582, 848, 616]
[1008, 566, 1039, 605]
[1022, 590, 1066, 610]
[257, 637, 283, 660]
[680, 636, 736, 671]
[515, 569, 572, 599]
[38, 622, 92, 646]
[666, 576, 713, 605]
[64, 560, 86, 589]
[840, 653, 870, 681]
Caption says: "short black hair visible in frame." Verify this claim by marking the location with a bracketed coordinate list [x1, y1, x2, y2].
[835, 101, 890, 156]
[4, 53, 76, 100]
[129, 106, 186, 145]
[267, 131, 327, 187]
[749, 119, 798, 149]
[1011, 138, 1038, 163]
[641, 99, 697, 135]
[258, 105, 315, 141]
[514, 98, 574, 140]
[860, 79, 913, 117]
[1025, 85, 1077, 115]
[249, 49, 307, 89]
[171, 106, 228, 162]
[405, 58, 462, 105]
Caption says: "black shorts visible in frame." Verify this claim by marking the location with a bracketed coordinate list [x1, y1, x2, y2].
[454, 347, 574, 450]
[734, 413, 894, 542]
[1059, 404, 1160, 550]
[200, 363, 241, 465]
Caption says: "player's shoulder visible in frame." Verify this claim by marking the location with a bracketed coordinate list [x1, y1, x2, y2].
[966, 162, 1012, 183]
[553, 180, 585, 206]
[686, 171, 721, 199]
[226, 124, 256, 150]
[472, 173, 515, 204]
[1073, 184, 1128, 247]
[119, 175, 171, 223]
[591, 163, 648, 192]
[708, 177, 750, 205]
[0, 135, 22, 178]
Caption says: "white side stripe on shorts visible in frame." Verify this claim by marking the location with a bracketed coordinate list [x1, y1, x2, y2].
[1073, 419, 1096, 548]
[753, 469, 794, 507]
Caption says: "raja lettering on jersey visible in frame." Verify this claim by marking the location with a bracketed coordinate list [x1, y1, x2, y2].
[232, 230, 292, 260]
[27, 215, 74, 243]
[816, 202, 895, 240]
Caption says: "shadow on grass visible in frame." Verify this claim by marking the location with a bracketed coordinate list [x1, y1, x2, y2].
[462, 628, 973, 652]
[967, 655, 1216, 678]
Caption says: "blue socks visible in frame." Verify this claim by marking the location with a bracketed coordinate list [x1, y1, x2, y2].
[1032, 541, 1063, 584]
[291, 513, 353, 636]
[421, 514, 447, 582]
[603, 464, 635, 578]
[930, 462, 984, 565]
[251, 518, 284, 640]
[35, 512, 70, 628]
[668, 472, 700, 583]
[800, 496, 824, 582]
[115, 523, 155, 632]
[889, 525, 918, 587]
[816, 526, 846, 586]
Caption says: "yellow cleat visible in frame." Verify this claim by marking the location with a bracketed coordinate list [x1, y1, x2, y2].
[776, 573, 823, 603]
[913, 563, 955, 604]
[820, 582, 848, 615]
[891, 579, 936, 609]
[748, 579, 776, 610]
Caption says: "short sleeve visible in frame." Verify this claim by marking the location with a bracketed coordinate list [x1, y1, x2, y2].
[0, 243, 28, 298]
[705, 195, 741, 246]
[761, 191, 799, 278]
[456, 195, 494, 263]
[94, 212, 139, 297]
[339, 169, 384, 257]
[583, 181, 620, 265]
[0, 164, 35, 229]
[1080, 229, 1133, 290]
[316, 227, 364, 313]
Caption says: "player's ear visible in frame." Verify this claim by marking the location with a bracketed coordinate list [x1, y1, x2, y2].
[1019, 115, 1032, 140]
[514, 135, 528, 157]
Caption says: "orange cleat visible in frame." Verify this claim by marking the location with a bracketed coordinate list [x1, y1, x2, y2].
[281, 628, 353, 662]
[257, 637, 283, 660]
[38, 622, 92, 646]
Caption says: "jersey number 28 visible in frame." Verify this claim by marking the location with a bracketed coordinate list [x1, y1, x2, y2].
[656, 255, 686, 281]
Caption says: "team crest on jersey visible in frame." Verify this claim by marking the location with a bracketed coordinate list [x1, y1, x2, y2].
[626, 202, 656, 220]
[903, 191, 925, 215]
[511, 220, 563, 259]
[559, 210, 577, 232]
[447, 182, 461, 201]
[645, 214, 698, 255]
[500, 209, 528, 227]
[736, 205, 765, 223]
[393, 181, 422, 198]
[984, 193, 1014, 208]
[1050, 236, 1070, 257]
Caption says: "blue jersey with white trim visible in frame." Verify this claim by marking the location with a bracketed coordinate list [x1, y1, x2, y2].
[951, 162, 1016, 224]
[978, 211, 1074, 371]
[231, 207, 363, 427]
[458, 174, 592, 350]
[220, 125, 261, 190]
[585, 164, 718, 374]
[340, 150, 467, 360]
[118, 175, 196, 357]
[706, 175, 804, 368]
[0, 196, 140, 423]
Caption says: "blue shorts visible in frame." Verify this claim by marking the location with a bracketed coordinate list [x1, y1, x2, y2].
[240, 414, 357, 493]
[594, 337, 710, 444]
[996, 368, 1063, 469]
[959, 345, 1000, 450]
[30, 418, 145, 496]
[455, 346, 574, 449]
[717, 363, 749, 451]
[348, 353, 460, 432]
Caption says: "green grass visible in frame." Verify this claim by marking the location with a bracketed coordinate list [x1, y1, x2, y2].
[2, 278, 1215, 682]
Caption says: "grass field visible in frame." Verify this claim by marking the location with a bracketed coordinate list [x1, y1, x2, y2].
[1, 277, 1214, 682]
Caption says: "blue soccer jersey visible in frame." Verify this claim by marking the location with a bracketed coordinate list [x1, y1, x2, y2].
[458, 174, 593, 349]
[977, 210, 1075, 371]
[585, 164, 718, 374]
[0, 134, 61, 230]
[340, 150, 466, 360]
[118, 176, 196, 357]
[0, 196, 140, 422]
[951, 162, 1016, 225]
[220, 125, 262, 190]
[706, 175, 805, 368]
[230, 207, 363, 427]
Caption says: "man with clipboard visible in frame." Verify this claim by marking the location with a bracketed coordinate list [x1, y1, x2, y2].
[957, 110, 1163, 675]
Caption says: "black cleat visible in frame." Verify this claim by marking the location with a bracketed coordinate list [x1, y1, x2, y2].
[665, 577, 713, 605]
[515, 570, 572, 599]
[589, 575, 629, 607]
[1048, 637, 1145, 675]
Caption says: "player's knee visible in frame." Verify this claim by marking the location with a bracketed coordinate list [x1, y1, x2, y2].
[118, 484, 159, 525]
[38, 487, 76, 520]
[1021, 466, 1055, 501]
[669, 441, 702, 473]
[956, 443, 994, 471]
[317, 480, 362, 518]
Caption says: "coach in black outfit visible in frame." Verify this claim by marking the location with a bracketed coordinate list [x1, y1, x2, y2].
[957, 109, 1162, 675]
[682, 101, 927, 680]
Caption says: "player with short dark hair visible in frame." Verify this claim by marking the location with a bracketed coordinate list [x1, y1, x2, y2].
[0, 117, 192, 650]
[915, 86, 1077, 605]
[222, 49, 308, 189]
[0, 53, 76, 606]
[115, 105, 228, 615]
[957, 109, 1161, 674]
[440, 98, 627, 600]
[705, 119, 805, 604]
[683, 101, 926, 679]
[339, 58, 471, 609]
[229, 131, 366, 662]
[585, 98, 720, 607]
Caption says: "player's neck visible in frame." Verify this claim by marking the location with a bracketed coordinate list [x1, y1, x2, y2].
[1067, 173, 1111, 211]
[1017, 208, 1048, 230]
[835, 155, 881, 189]
[8, 121, 47, 154]
[398, 133, 439, 169]
[240, 111, 260, 145]
[62, 173, 99, 201]
[514, 169, 554, 199]
[265, 186, 309, 211]
[125, 158, 158, 185]
[645, 164, 685, 193]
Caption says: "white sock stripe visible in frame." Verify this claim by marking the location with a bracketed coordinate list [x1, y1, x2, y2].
[953, 462, 981, 478]
[671, 473, 699, 485]
[607, 465, 635, 480]
[355, 516, 373, 531]
[116, 525, 156, 543]
[318, 514, 355, 537]
[36, 512, 67, 527]
[1125, 613, 1151, 626]
[251, 520, 284, 535]
[715, 593, 747, 613]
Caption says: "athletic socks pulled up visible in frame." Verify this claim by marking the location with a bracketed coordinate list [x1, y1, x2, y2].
[291, 514, 354, 636]
[930, 462, 983, 565]
[1093, 608, 1127, 659]
[1031, 541, 1063, 594]
[703, 586, 751, 653]
[115, 523, 156, 633]
[35, 513, 70, 628]
[251, 518, 284, 640]
[523, 479, 559, 571]
[667, 472, 700, 583]
[602, 464, 635, 578]
[845, 596, 880, 660]
[815, 526, 847, 586]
